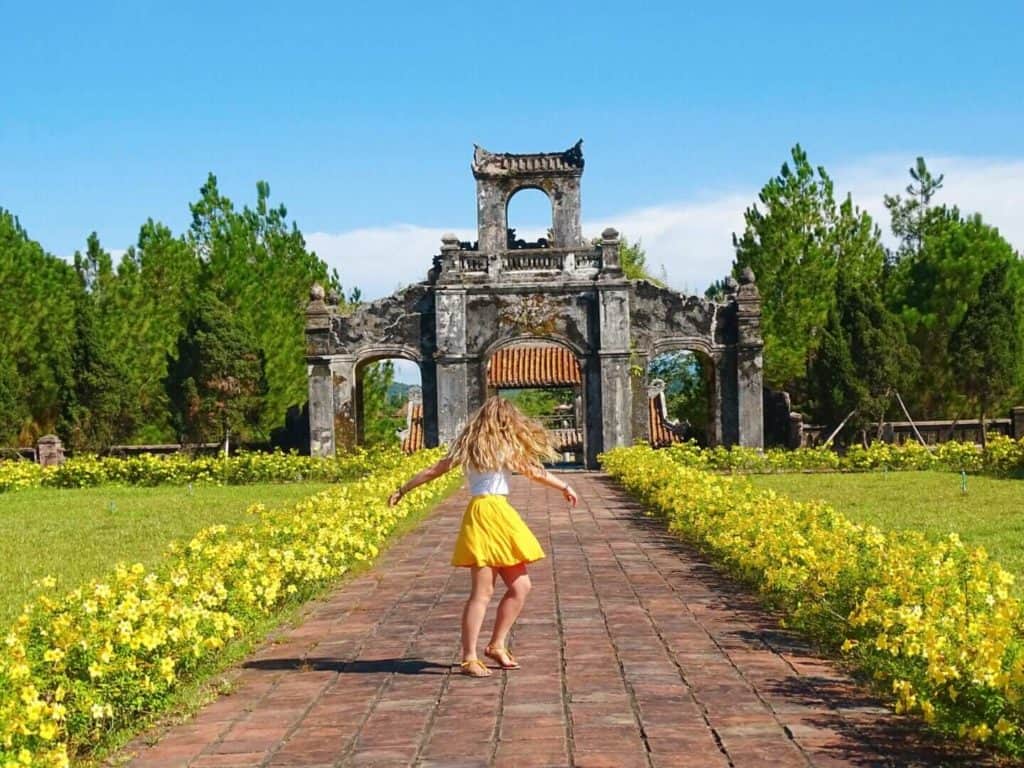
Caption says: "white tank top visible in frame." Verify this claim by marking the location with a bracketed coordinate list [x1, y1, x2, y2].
[465, 466, 510, 496]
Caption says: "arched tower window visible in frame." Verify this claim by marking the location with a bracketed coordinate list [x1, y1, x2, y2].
[505, 188, 553, 249]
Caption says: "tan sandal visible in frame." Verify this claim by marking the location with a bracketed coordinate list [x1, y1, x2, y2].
[484, 644, 520, 670]
[459, 658, 491, 677]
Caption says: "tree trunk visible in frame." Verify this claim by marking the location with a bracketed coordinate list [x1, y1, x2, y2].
[223, 427, 230, 457]
[979, 402, 988, 450]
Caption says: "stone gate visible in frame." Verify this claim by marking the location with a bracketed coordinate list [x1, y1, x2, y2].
[305, 142, 764, 467]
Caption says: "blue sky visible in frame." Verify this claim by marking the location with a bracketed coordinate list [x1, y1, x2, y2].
[3, 0, 1023, 303]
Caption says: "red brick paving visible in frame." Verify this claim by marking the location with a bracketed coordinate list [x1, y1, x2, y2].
[117, 473, 997, 768]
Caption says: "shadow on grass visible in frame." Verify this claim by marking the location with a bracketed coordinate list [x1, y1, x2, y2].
[242, 657, 449, 675]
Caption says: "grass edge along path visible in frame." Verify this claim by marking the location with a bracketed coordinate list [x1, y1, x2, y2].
[601, 444, 1023, 759]
[0, 447, 460, 768]
[747, 471, 1024, 585]
[0, 483, 335, 629]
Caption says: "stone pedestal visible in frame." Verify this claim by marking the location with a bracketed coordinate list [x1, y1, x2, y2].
[1012, 406, 1024, 440]
[37, 434, 65, 467]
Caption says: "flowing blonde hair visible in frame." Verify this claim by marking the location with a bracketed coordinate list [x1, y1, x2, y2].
[448, 396, 557, 473]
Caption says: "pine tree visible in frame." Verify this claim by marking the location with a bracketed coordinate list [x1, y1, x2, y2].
[949, 267, 1021, 448]
[165, 291, 268, 452]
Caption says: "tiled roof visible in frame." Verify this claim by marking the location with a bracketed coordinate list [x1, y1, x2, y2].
[401, 401, 424, 454]
[649, 391, 685, 448]
[488, 345, 581, 388]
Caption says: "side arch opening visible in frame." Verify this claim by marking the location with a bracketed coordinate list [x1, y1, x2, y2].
[646, 350, 716, 447]
[354, 355, 424, 452]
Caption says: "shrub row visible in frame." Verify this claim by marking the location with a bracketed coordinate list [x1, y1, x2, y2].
[0, 448, 400, 493]
[601, 445, 1024, 754]
[660, 435, 1024, 475]
[0, 447, 458, 767]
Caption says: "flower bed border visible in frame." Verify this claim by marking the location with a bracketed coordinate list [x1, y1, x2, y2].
[601, 444, 1024, 756]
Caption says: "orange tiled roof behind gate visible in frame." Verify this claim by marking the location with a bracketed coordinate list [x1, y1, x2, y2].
[401, 402, 424, 453]
[487, 345, 581, 388]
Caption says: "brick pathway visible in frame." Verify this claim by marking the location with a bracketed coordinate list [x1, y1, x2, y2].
[118, 473, 995, 768]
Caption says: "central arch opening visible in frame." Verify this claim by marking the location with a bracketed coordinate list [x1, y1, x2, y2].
[505, 187, 553, 248]
[486, 342, 584, 466]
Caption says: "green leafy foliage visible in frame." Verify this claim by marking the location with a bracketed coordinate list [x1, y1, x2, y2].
[499, 388, 575, 420]
[359, 361, 405, 447]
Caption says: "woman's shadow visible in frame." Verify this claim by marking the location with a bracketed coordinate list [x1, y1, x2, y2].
[242, 657, 449, 675]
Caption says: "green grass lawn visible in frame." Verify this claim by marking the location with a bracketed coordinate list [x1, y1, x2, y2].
[747, 470, 1024, 581]
[0, 482, 332, 628]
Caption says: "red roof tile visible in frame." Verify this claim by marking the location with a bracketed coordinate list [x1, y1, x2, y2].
[487, 345, 581, 388]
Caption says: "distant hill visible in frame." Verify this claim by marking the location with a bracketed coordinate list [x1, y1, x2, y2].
[388, 381, 411, 402]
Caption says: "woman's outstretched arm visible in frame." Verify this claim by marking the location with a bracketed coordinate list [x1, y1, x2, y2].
[522, 465, 578, 507]
[388, 456, 454, 506]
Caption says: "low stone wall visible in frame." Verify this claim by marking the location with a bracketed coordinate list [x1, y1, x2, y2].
[791, 406, 1024, 449]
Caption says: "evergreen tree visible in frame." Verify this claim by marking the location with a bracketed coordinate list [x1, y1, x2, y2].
[0, 209, 79, 442]
[0, 356, 20, 447]
[187, 176, 339, 436]
[733, 145, 840, 395]
[884, 156, 944, 263]
[58, 234, 139, 451]
[948, 266, 1021, 447]
[887, 206, 1021, 416]
[808, 270, 915, 443]
[165, 291, 268, 452]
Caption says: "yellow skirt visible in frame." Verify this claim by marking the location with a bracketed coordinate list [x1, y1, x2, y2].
[451, 494, 546, 568]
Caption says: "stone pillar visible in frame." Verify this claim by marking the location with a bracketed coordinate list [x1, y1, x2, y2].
[583, 355, 604, 468]
[36, 434, 65, 466]
[735, 267, 764, 448]
[1012, 406, 1024, 440]
[435, 289, 470, 444]
[419, 358, 439, 447]
[551, 178, 582, 247]
[716, 352, 737, 446]
[475, 178, 506, 254]
[600, 228, 622, 275]
[332, 356, 357, 450]
[305, 283, 336, 456]
[307, 359, 335, 457]
[439, 233, 461, 278]
[597, 277, 633, 457]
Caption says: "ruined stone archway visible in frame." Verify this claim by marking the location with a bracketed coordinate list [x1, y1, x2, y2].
[305, 143, 763, 466]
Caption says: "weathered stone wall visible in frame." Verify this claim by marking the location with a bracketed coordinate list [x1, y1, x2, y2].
[305, 143, 764, 462]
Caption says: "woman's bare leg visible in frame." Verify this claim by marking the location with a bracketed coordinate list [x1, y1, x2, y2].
[461, 566, 495, 666]
[488, 563, 532, 655]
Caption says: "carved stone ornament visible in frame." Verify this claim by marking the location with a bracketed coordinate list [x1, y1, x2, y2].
[497, 294, 559, 336]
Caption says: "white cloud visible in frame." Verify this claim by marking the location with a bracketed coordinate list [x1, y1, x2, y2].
[308, 155, 1024, 304]
[306, 225, 475, 301]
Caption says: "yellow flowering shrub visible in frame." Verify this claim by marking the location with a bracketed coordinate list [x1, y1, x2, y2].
[656, 436, 1024, 476]
[0, 447, 458, 767]
[0, 447, 398, 494]
[602, 444, 1024, 755]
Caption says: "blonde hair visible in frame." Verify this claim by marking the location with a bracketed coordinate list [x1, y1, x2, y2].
[448, 396, 557, 473]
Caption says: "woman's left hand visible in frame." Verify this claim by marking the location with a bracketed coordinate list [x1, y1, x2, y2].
[562, 485, 578, 508]
[388, 489, 403, 507]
